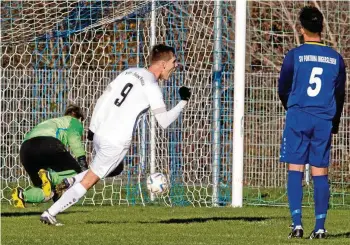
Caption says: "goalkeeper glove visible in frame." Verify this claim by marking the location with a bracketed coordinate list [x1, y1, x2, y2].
[179, 86, 191, 101]
[77, 155, 88, 171]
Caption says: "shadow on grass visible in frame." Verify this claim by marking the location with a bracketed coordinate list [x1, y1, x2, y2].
[158, 217, 269, 224]
[327, 232, 350, 239]
[86, 216, 271, 225]
[86, 220, 129, 224]
[1, 211, 88, 217]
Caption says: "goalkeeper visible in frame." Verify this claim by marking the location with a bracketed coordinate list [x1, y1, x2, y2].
[11, 105, 88, 208]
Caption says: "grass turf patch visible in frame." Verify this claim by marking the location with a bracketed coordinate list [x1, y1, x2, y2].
[1, 205, 350, 245]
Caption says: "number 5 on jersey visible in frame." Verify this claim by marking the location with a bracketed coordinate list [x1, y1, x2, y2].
[115, 83, 133, 107]
[307, 67, 323, 97]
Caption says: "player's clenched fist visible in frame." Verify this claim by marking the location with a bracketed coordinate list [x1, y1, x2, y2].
[179, 86, 191, 101]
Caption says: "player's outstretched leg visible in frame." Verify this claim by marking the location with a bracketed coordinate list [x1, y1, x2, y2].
[55, 169, 88, 197]
[40, 210, 63, 226]
[11, 187, 25, 208]
[38, 169, 52, 198]
[40, 170, 99, 225]
[55, 178, 75, 198]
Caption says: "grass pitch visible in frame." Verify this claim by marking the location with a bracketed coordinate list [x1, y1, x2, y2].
[1, 204, 349, 245]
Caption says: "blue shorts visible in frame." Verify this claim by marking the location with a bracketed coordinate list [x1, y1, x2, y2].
[280, 108, 332, 167]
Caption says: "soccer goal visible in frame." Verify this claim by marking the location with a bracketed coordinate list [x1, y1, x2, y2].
[1, 0, 349, 207]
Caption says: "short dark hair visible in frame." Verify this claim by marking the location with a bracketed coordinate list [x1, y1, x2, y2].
[150, 44, 175, 63]
[64, 104, 85, 121]
[299, 6, 323, 34]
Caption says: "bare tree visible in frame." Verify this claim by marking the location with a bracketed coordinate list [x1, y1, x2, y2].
[247, 0, 350, 72]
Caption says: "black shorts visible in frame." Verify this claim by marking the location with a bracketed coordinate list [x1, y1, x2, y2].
[20, 136, 82, 187]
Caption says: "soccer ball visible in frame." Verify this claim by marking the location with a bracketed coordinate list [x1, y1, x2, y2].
[147, 173, 169, 194]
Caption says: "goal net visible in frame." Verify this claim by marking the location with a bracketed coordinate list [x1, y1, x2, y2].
[1, 0, 349, 207]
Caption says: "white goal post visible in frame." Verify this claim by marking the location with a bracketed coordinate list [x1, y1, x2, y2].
[232, 0, 247, 208]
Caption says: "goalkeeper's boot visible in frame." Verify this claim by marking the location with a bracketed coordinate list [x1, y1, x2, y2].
[55, 177, 75, 198]
[40, 211, 63, 226]
[11, 187, 25, 208]
[309, 229, 326, 239]
[288, 225, 303, 239]
[38, 169, 52, 198]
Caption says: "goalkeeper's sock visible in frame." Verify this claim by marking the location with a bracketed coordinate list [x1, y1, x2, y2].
[313, 175, 329, 231]
[23, 187, 46, 203]
[48, 182, 86, 216]
[287, 170, 304, 228]
[48, 169, 77, 186]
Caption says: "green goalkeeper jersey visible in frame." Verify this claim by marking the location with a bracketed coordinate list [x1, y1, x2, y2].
[24, 116, 85, 158]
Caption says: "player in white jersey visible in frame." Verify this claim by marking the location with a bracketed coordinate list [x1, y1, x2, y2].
[40, 44, 191, 225]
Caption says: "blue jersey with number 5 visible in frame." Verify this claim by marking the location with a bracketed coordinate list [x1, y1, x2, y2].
[278, 42, 346, 121]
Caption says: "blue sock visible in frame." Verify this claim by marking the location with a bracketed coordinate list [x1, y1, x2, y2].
[313, 175, 329, 231]
[287, 170, 304, 228]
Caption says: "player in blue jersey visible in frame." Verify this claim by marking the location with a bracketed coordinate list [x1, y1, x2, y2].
[278, 6, 346, 239]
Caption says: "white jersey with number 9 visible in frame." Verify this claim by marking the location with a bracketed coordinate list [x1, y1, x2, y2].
[89, 68, 165, 145]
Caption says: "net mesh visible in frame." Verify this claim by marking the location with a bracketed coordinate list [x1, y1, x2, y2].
[1, 0, 349, 207]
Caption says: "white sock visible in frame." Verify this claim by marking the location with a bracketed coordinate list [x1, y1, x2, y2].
[70, 170, 88, 185]
[48, 182, 86, 216]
